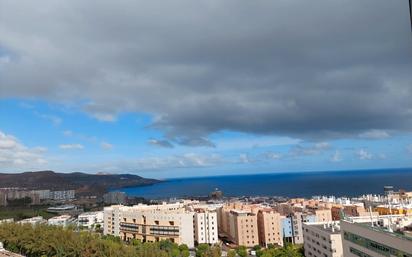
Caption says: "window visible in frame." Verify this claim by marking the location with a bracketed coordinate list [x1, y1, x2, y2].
[344, 231, 412, 257]
[349, 247, 373, 257]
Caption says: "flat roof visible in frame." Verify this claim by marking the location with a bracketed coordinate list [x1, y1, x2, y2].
[304, 222, 341, 234]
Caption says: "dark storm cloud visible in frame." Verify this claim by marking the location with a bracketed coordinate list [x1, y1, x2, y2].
[1, 0, 412, 142]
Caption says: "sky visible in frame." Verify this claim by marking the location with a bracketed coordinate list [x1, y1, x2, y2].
[0, 0, 412, 179]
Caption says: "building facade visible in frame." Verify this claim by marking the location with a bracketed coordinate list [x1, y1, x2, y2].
[104, 203, 196, 248]
[281, 214, 304, 244]
[193, 210, 218, 245]
[103, 191, 126, 205]
[78, 211, 104, 229]
[303, 222, 343, 257]
[228, 210, 259, 247]
[341, 220, 412, 257]
[50, 190, 75, 201]
[257, 210, 283, 247]
[48, 215, 75, 227]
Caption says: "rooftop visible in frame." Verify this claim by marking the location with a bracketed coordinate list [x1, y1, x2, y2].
[343, 219, 412, 242]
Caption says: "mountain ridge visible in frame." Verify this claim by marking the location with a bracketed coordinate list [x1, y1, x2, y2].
[0, 170, 159, 196]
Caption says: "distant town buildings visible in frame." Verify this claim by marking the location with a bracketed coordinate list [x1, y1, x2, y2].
[103, 191, 126, 205]
[3, 184, 412, 255]
[49, 190, 75, 201]
[0, 188, 75, 207]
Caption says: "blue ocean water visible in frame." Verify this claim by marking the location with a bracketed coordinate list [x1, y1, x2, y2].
[120, 168, 412, 199]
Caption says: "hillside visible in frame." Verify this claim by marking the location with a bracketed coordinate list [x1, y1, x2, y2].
[0, 170, 159, 196]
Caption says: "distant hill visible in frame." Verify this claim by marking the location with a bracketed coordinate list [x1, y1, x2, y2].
[0, 170, 159, 196]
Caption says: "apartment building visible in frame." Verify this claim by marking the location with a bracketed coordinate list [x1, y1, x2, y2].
[228, 210, 259, 247]
[104, 203, 197, 247]
[78, 211, 104, 229]
[18, 216, 45, 225]
[303, 222, 343, 257]
[0, 189, 40, 206]
[31, 190, 51, 200]
[50, 190, 75, 201]
[48, 215, 75, 227]
[375, 204, 412, 215]
[282, 214, 304, 244]
[103, 191, 126, 205]
[314, 208, 333, 222]
[218, 202, 281, 247]
[341, 219, 412, 257]
[257, 209, 283, 247]
[193, 211, 218, 245]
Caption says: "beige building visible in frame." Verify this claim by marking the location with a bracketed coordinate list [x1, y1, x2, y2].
[218, 202, 286, 248]
[257, 209, 283, 247]
[341, 219, 412, 257]
[104, 203, 196, 247]
[228, 210, 259, 247]
[314, 208, 333, 222]
[303, 222, 343, 257]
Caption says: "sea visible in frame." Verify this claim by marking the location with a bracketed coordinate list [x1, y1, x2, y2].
[118, 168, 412, 199]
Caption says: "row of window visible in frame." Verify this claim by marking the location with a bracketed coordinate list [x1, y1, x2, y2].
[343, 231, 412, 257]
[349, 247, 373, 257]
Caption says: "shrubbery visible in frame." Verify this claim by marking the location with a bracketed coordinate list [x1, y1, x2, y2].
[0, 223, 190, 257]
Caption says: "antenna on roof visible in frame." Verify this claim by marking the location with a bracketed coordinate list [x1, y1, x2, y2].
[368, 206, 375, 227]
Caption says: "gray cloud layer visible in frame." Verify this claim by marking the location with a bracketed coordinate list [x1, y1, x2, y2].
[1, 0, 412, 141]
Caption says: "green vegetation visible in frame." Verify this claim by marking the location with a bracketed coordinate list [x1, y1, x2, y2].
[256, 243, 304, 257]
[0, 222, 305, 257]
[0, 223, 221, 257]
[0, 206, 56, 221]
[227, 249, 236, 257]
[195, 244, 221, 257]
[235, 245, 248, 257]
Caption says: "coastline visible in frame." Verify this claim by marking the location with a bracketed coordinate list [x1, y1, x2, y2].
[116, 167, 412, 199]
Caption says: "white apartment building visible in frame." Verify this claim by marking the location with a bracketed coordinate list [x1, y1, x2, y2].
[341, 219, 412, 257]
[303, 221, 343, 257]
[50, 190, 75, 201]
[193, 211, 218, 245]
[18, 216, 45, 225]
[104, 203, 197, 247]
[78, 211, 104, 229]
[48, 215, 75, 227]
